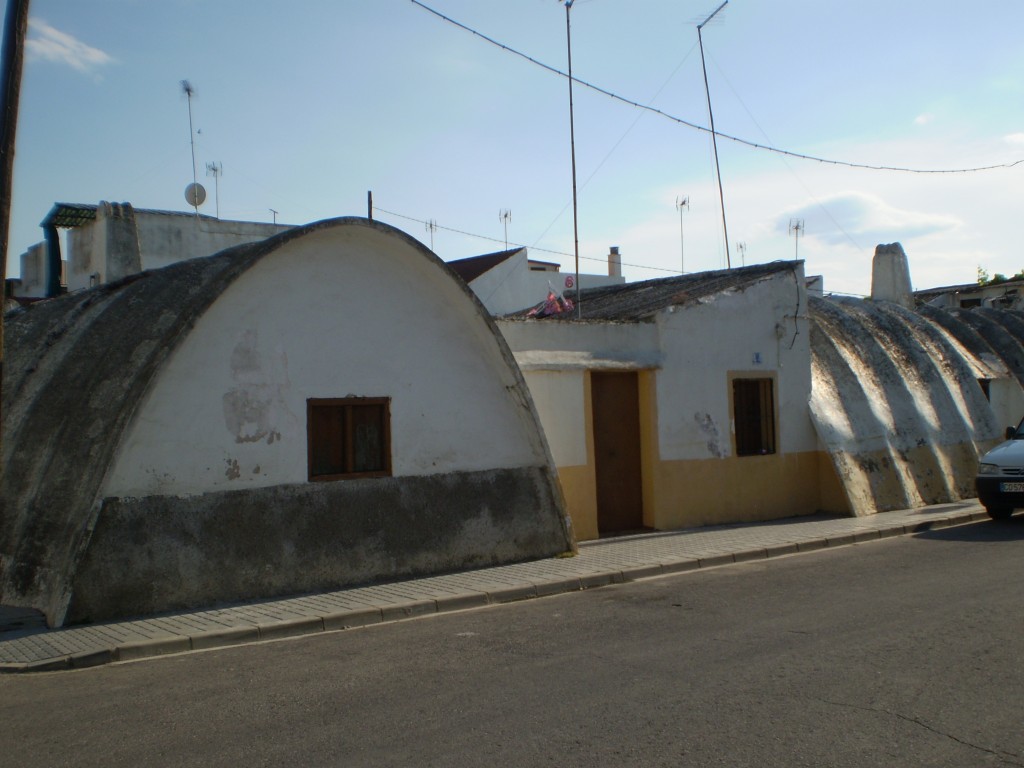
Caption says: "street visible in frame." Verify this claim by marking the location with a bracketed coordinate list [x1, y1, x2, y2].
[3, 519, 1023, 767]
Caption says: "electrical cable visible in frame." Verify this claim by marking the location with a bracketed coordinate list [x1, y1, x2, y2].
[374, 204, 683, 274]
[409, 0, 1023, 175]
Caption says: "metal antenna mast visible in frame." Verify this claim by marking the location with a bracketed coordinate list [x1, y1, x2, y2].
[697, 2, 731, 269]
[206, 161, 222, 219]
[736, 241, 747, 266]
[425, 219, 438, 251]
[675, 196, 689, 273]
[180, 80, 198, 214]
[789, 219, 805, 260]
[499, 209, 512, 250]
[563, 0, 581, 318]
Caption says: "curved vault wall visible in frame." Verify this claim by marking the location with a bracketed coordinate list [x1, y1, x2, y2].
[2, 218, 572, 626]
[809, 297, 1012, 516]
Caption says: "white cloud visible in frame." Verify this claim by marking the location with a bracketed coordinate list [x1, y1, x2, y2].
[1004, 132, 1024, 146]
[914, 113, 934, 126]
[778, 191, 960, 246]
[26, 18, 113, 73]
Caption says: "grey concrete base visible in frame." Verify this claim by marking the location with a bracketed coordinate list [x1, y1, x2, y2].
[0, 501, 990, 673]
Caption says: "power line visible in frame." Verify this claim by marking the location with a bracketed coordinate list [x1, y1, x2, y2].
[373, 204, 683, 274]
[408, 0, 1023, 175]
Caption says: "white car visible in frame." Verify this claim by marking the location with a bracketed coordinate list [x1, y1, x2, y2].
[976, 421, 1024, 520]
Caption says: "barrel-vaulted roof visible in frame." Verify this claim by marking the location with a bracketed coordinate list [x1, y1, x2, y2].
[508, 261, 800, 321]
[2, 217, 536, 625]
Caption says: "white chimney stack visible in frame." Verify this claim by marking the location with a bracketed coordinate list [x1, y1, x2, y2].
[608, 246, 622, 278]
[871, 242, 914, 308]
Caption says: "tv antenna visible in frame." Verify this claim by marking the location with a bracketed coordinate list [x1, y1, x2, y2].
[789, 219, 805, 260]
[675, 196, 689, 273]
[425, 219, 438, 251]
[180, 80, 201, 214]
[206, 162, 222, 219]
[736, 241, 747, 266]
[499, 209, 512, 250]
[269, 208, 278, 224]
[697, 2, 731, 269]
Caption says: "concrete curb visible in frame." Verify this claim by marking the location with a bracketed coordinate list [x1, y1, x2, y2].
[0, 506, 988, 674]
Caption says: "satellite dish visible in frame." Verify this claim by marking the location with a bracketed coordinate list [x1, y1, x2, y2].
[184, 182, 207, 207]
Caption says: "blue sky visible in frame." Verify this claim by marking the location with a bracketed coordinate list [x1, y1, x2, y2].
[7, 0, 1023, 295]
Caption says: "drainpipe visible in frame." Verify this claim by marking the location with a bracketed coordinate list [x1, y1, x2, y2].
[43, 221, 61, 297]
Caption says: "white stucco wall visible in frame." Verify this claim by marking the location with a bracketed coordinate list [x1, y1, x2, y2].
[520, 370, 589, 467]
[655, 271, 815, 461]
[498, 270, 814, 468]
[103, 223, 548, 498]
[67, 224, 102, 292]
[13, 242, 47, 297]
[499, 319, 658, 363]
[65, 210, 290, 292]
[500, 319, 658, 472]
[134, 212, 289, 273]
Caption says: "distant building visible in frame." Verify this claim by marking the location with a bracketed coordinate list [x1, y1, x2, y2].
[449, 246, 626, 315]
[7, 201, 292, 299]
[915, 277, 1024, 311]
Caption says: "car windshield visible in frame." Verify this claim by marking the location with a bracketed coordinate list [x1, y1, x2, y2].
[1016, 417, 1024, 438]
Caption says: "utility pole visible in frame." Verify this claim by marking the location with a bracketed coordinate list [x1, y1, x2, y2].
[675, 196, 689, 273]
[563, 0, 581, 318]
[1, 0, 31, 478]
[698, 1, 731, 269]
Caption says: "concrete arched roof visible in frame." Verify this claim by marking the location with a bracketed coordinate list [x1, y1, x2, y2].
[809, 297, 1023, 516]
[2, 217, 565, 624]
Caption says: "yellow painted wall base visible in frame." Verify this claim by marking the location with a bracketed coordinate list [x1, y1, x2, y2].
[647, 450, 828, 531]
[562, 449, 848, 542]
[555, 464, 598, 542]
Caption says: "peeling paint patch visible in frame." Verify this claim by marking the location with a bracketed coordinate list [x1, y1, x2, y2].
[222, 329, 289, 445]
[694, 412, 724, 458]
[225, 458, 240, 480]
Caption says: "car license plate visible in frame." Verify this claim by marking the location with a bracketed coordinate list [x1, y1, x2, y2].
[1001, 482, 1024, 492]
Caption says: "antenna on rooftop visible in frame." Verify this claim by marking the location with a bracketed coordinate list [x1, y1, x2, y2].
[425, 219, 438, 251]
[675, 196, 689, 273]
[789, 219, 805, 261]
[206, 161, 222, 219]
[736, 241, 747, 266]
[270, 208, 278, 224]
[180, 80, 203, 215]
[499, 209, 512, 250]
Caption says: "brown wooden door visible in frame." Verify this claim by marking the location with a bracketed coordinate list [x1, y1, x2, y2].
[591, 371, 644, 534]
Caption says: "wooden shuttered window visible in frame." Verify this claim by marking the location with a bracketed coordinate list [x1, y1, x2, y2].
[733, 378, 776, 457]
[307, 398, 391, 480]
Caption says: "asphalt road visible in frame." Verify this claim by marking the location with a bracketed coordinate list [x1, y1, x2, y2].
[4, 519, 1023, 768]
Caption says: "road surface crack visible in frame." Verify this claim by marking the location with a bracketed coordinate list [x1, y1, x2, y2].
[815, 698, 1023, 766]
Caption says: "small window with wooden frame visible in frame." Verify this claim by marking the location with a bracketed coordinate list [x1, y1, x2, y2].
[732, 377, 776, 457]
[307, 397, 391, 481]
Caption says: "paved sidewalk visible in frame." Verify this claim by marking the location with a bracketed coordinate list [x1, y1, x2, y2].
[0, 500, 990, 673]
